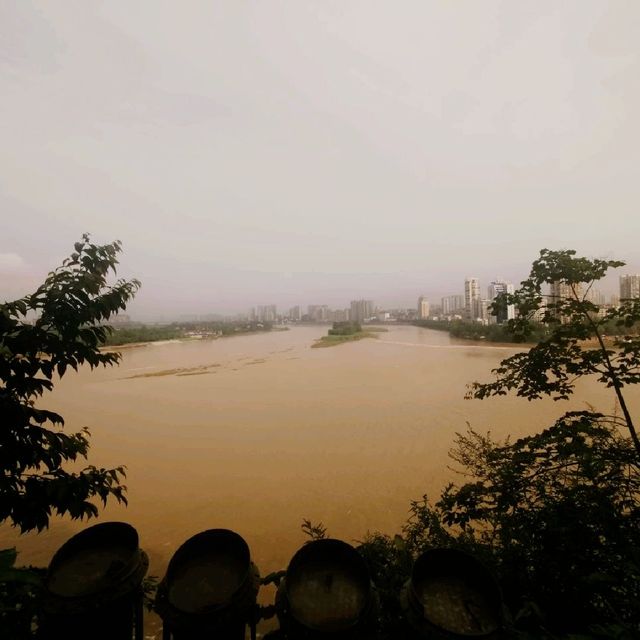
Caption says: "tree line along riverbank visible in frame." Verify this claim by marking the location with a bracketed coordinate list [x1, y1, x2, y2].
[413, 317, 640, 344]
[413, 318, 545, 342]
[102, 320, 276, 347]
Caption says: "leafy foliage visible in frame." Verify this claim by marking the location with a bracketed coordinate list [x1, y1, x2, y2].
[356, 532, 414, 637]
[468, 249, 640, 457]
[456, 250, 640, 632]
[300, 518, 327, 541]
[357, 416, 640, 637]
[363, 250, 640, 637]
[0, 234, 140, 532]
[439, 416, 639, 631]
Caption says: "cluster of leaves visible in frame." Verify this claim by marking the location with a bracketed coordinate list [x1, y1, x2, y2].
[476, 249, 640, 456]
[363, 250, 640, 638]
[444, 416, 639, 631]
[357, 416, 640, 637]
[0, 234, 140, 532]
[300, 518, 328, 541]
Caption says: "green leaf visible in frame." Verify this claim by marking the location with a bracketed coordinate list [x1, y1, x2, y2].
[0, 236, 138, 532]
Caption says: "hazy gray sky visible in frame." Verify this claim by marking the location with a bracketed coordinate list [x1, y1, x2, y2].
[2, 1, 639, 317]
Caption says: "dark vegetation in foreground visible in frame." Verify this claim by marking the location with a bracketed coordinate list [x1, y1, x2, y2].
[102, 320, 274, 346]
[1, 240, 640, 638]
[366, 249, 640, 637]
[357, 414, 639, 638]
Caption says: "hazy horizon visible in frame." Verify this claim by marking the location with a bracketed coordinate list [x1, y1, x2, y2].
[2, 1, 640, 317]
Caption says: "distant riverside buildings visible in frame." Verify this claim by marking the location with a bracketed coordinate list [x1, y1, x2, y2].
[585, 287, 606, 306]
[549, 280, 582, 302]
[307, 304, 330, 322]
[289, 306, 301, 322]
[487, 280, 515, 324]
[253, 305, 277, 323]
[620, 274, 640, 300]
[332, 308, 350, 322]
[478, 299, 491, 323]
[417, 296, 430, 320]
[243, 272, 626, 327]
[464, 277, 481, 321]
[441, 295, 464, 316]
[280, 304, 356, 323]
[549, 281, 583, 324]
[350, 299, 374, 323]
[243, 271, 624, 327]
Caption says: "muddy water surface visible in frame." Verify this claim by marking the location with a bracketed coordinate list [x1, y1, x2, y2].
[2, 325, 636, 633]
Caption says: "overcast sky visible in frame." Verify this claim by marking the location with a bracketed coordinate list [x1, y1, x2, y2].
[1, 1, 639, 318]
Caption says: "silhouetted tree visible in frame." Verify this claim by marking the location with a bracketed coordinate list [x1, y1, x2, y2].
[360, 249, 640, 637]
[469, 249, 640, 458]
[0, 234, 140, 532]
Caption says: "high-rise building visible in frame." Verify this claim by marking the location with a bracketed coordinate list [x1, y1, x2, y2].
[549, 281, 580, 301]
[585, 288, 606, 306]
[464, 278, 481, 321]
[441, 295, 465, 316]
[289, 306, 301, 322]
[488, 280, 515, 324]
[620, 274, 640, 300]
[307, 305, 330, 322]
[417, 296, 430, 320]
[256, 305, 277, 322]
[549, 281, 582, 323]
[350, 299, 374, 323]
[477, 299, 491, 324]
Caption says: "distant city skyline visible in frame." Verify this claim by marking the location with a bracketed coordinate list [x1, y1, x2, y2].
[620, 274, 640, 301]
[3, 248, 635, 322]
[2, 3, 640, 319]
[138, 270, 635, 325]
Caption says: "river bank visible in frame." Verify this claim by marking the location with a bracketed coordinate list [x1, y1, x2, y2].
[311, 326, 388, 348]
[101, 326, 286, 352]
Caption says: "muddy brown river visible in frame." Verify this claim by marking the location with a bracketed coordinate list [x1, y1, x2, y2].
[2, 324, 637, 635]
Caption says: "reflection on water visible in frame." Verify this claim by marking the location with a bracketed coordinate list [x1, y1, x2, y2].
[1, 325, 636, 631]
